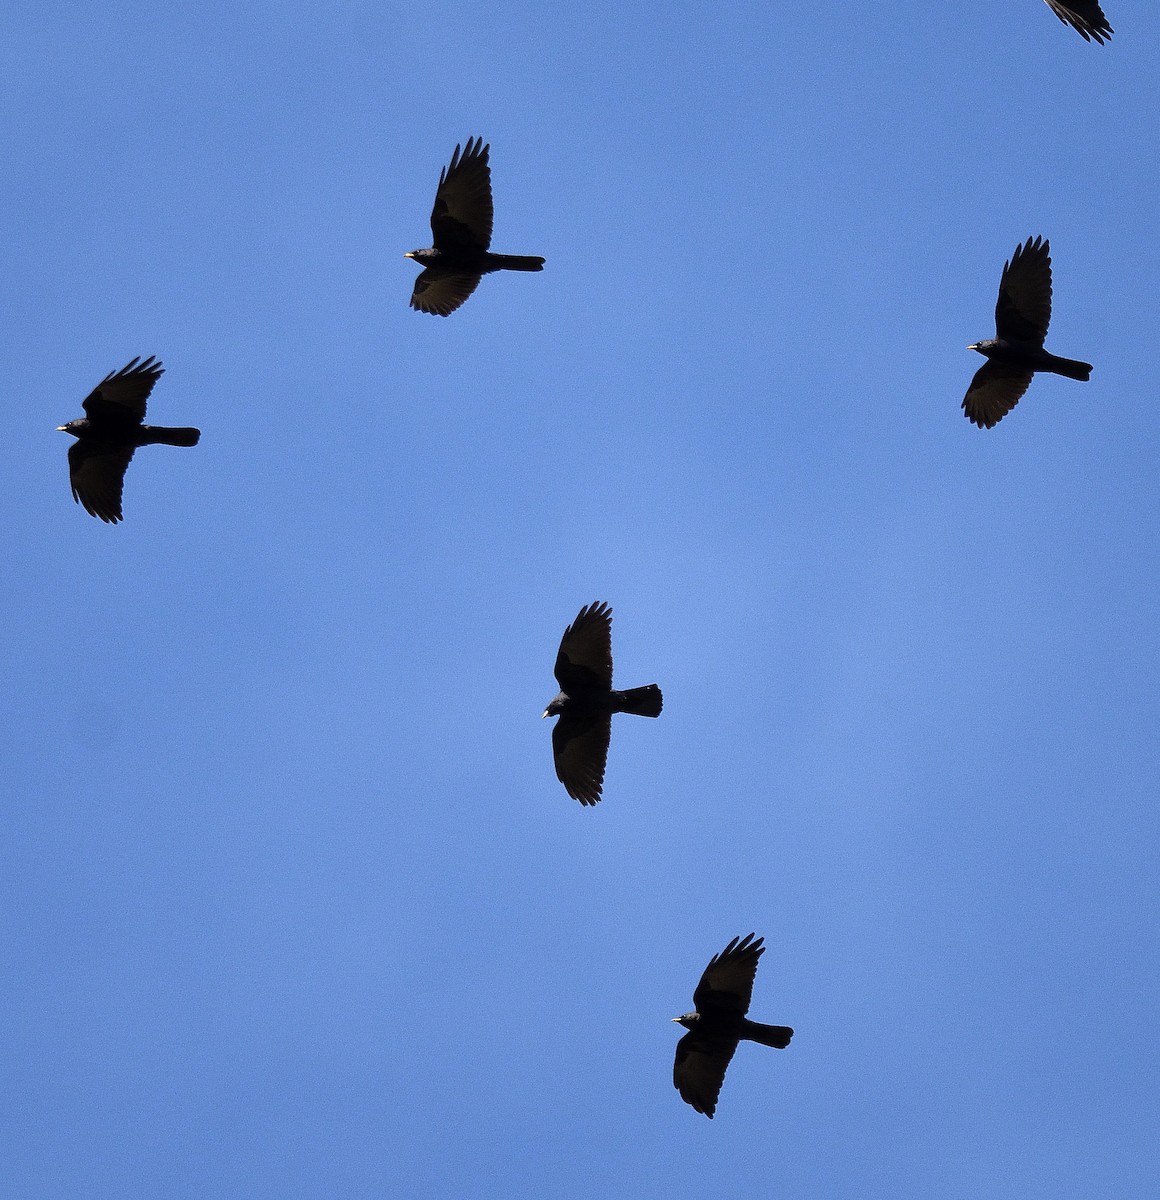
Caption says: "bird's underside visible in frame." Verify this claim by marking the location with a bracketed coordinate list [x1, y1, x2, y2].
[407, 137, 544, 316]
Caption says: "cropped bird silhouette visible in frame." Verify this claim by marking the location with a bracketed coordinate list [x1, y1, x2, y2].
[1044, 0, 1113, 42]
[406, 137, 545, 316]
[963, 236, 1092, 429]
[57, 357, 200, 523]
[673, 934, 793, 1119]
[543, 601, 662, 805]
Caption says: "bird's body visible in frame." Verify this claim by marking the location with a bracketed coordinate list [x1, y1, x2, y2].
[968, 338, 1092, 381]
[58, 357, 199, 523]
[543, 602, 662, 806]
[1044, 0, 1113, 42]
[406, 247, 545, 277]
[962, 236, 1092, 429]
[406, 138, 544, 316]
[674, 1012, 795, 1049]
[59, 418, 202, 448]
[544, 680, 663, 721]
[672, 934, 792, 1119]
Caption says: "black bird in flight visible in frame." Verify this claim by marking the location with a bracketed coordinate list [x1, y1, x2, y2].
[1044, 1, 1113, 42]
[406, 137, 545, 316]
[543, 602, 662, 806]
[57, 357, 200, 523]
[673, 934, 793, 1119]
[963, 236, 1092, 429]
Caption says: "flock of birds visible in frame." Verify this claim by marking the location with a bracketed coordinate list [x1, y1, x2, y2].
[54, 0, 1115, 1120]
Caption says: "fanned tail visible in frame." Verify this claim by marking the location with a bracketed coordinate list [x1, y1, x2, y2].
[616, 684, 663, 718]
[142, 426, 201, 447]
[742, 1020, 794, 1049]
[1043, 354, 1092, 382]
[491, 254, 545, 272]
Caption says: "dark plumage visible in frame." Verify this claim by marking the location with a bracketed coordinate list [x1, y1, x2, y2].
[672, 934, 793, 1119]
[57, 357, 200, 523]
[406, 137, 545, 316]
[1044, 0, 1113, 42]
[963, 237, 1093, 429]
[542, 602, 662, 806]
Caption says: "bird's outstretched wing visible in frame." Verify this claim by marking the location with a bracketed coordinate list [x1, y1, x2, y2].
[81, 357, 163, 424]
[429, 138, 493, 253]
[1044, 0, 1113, 43]
[693, 934, 764, 1017]
[67, 441, 134, 523]
[551, 712, 611, 806]
[994, 237, 1052, 346]
[962, 362, 1034, 429]
[673, 1030, 739, 1119]
[554, 601, 614, 693]
[410, 268, 483, 316]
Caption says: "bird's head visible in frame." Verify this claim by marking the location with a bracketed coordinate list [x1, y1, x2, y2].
[968, 339, 997, 357]
[56, 420, 85, 438]
[542, 694, 567, 719]
[672, 1013, 699, 1031]
[405, 249, 434, 263]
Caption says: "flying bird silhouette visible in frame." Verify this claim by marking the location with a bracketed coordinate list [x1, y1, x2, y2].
[1044, 1, 1113, 42]
[406, 137, 545, 316]
[57, 357, 200, 523]
[963, 237, 1092, 429]
[543, 601, 662, 806]
[673, 934, 793, 1119]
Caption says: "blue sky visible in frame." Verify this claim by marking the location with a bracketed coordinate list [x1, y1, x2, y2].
[3, 2, 1158, 1196]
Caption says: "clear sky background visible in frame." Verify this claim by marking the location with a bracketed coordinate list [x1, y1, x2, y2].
[3, 2, 1158, 1197]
